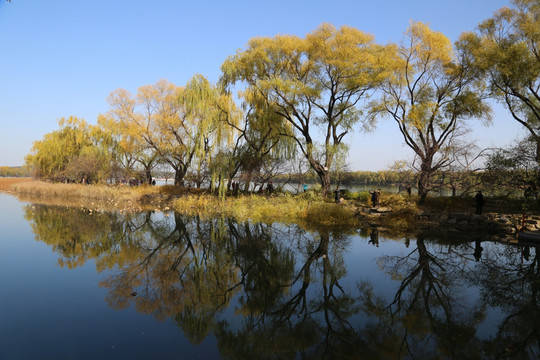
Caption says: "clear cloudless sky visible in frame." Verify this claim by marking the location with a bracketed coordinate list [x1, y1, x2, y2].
[0, 0, 524, 170]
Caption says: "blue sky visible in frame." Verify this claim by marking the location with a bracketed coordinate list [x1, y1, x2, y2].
[0, 0, 521, 170]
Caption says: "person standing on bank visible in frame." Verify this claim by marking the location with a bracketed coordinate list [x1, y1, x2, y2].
[370, 190, 377, 207]
[475, 191, 484, 215]
[334, 186, 341, 204]
[369, 189, 381, 208]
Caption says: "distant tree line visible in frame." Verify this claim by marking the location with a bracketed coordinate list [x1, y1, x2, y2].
[24, 0, 539, 202]
[0, 166, 29, 177]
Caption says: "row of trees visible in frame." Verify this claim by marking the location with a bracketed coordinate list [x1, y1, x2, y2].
[0, 166, 28, 177]
[25, 0, 539, 202]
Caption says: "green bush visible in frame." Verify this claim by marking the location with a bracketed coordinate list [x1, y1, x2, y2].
[343, 190, 369, 202]
[298, 189, 320, 201]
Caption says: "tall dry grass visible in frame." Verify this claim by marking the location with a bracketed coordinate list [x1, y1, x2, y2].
[0, 177, 32, 192]
[11, 180, 139, 207]
[173, 193, 360, 227]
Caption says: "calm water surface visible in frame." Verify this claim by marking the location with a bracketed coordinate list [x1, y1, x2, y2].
[0, 193, 538, 359]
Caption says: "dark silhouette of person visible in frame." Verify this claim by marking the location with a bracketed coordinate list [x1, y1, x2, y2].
[369, 227, 379, 247]
[475, 191, 484, 215]
[473, 239, 483, 261]
[522, 246, 531, 262]
[334, 186, 341, 204]
[266, 181, 274, 194]
[370, 189, 380, 208]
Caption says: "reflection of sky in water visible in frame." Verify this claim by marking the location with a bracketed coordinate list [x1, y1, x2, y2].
[0, 195, 217, 359]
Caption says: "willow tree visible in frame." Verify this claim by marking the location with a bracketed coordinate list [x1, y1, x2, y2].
[104, 76, 230, 187]
[98, 103, 163, 185]
[179, 75, 239, 192]
[460, 0, 540, 171]
[95, 115, 140, 183]
[221, 24, 394, 197]
[25, 116, 101, 181]
[217, 89, 295, 192]
[370, 22, 491, 203]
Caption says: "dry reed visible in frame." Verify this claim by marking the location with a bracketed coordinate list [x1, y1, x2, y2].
[10, 181, 143, 212]
[173, 193, 360, 227]
[0, 177, 32, 192]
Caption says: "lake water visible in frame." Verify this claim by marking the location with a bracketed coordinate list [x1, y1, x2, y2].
[0, 193, 538, 359]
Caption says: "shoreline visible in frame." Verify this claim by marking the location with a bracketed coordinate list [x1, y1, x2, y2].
[0, 177, 32, 192]
[2, 178, 535, 241]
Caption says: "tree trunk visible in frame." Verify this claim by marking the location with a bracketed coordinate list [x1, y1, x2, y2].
[145, 168, 153, 185]
[308, 158, 331, 198]
[318, 170, 331, 198]
[196, 166, 202, 188]
[417, 160, 432, 204]
[174, 169, 184, 187]
[536, 139, 540, 193]
[244, 171, 252, 192]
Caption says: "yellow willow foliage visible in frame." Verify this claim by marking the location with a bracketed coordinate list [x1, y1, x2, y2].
[406, 21, 453, 67]
[227, 24, 391, 99]
[471, 2, 539, 83]
[97, 115, 133, 154]
[57, 116, 93, 153]
[25, 116, 96, 179]
[215, 93, 242, 146]
[182, 75, 219, 154]
[221, 23, 396, 198]
[245, 34, 307, 77]
[407, 102, 440, 131]
[138, 79, 183, 134]
[102, 76, 240, 189]
[457, 0, 537, 136]
[370, 20, 492, 202]
[239, 98, 295, 164]
[307, 24, 380, 81]
[106, 88, 137, 125]
[104, 88, 151, 152]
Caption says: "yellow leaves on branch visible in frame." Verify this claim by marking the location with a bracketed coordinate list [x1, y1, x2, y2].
[406, 21, 453, 69]
[307, 23, 379, 80]
[222, 22, 395, 96]
[406, 102, 439, 131]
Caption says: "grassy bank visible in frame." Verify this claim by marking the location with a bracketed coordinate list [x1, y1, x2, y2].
[8, 180, 361, 227]
[7, 179, 536, 234]
[173, 192, 360, 227]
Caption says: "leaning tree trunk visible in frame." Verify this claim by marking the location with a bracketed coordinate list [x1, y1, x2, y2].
[312, 167, 331, 198]
[307, 156, 331, 198]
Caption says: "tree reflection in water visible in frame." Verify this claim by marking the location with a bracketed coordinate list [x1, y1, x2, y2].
[24, 204, 540, 359]
[358, 237, 487, 358]
[469, 242, 540, 359]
